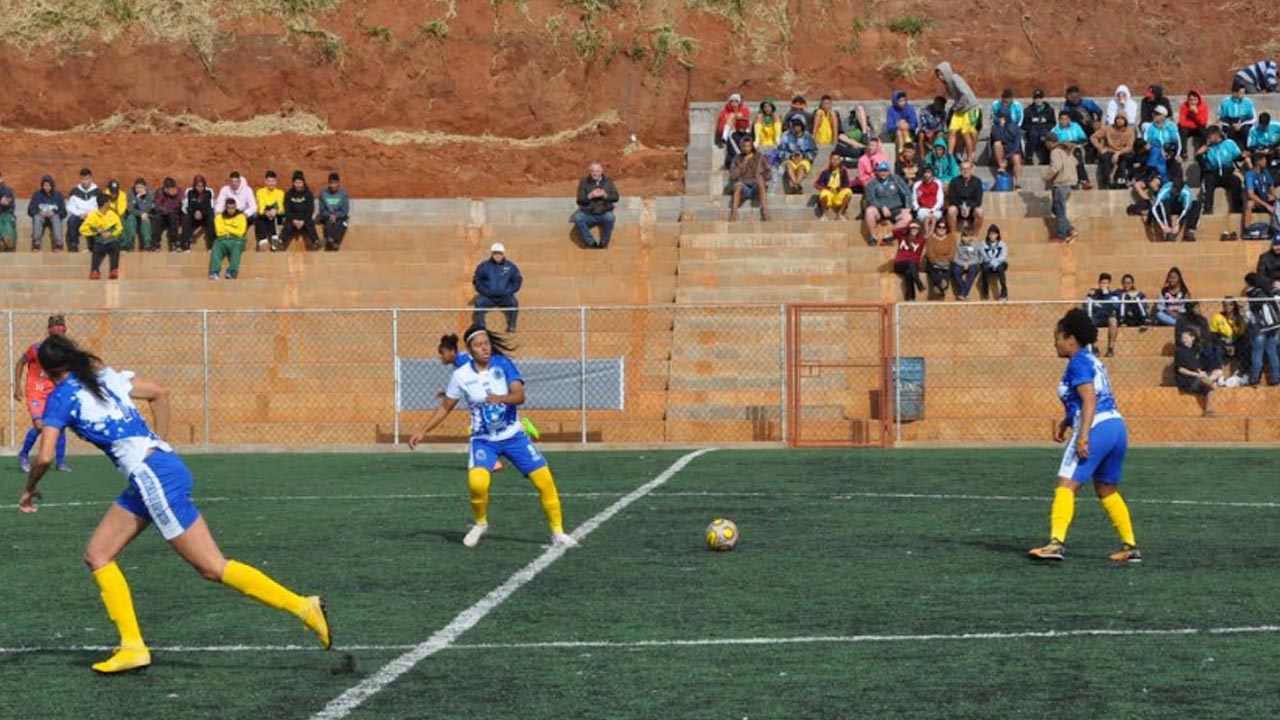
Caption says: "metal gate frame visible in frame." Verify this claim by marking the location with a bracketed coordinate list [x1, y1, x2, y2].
[785, 304, 892, 448]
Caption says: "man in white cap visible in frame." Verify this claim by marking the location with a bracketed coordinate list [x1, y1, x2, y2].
[472, 242, 523, 332]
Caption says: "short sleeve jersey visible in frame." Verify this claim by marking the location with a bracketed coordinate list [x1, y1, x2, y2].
[41, 367, 171, 476]
[24, 343, 54, 398]
[445, 355, 525, 441]
[1057, 348, 1119, 427]
[453, 352, 472, 369]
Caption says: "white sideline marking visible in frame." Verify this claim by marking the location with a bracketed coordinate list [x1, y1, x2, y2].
[6, 625, 1278, 656]
[308, 448, 715, 720]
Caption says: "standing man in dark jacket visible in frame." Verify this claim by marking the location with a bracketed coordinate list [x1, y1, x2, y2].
[27, 174, 66, 251]
[1022, 89, 1056, 165]
[945, 161, 985, 233]
[473, 243, 523, 332]
[281, 170, 320, 251]
[572, 162, 620, 249]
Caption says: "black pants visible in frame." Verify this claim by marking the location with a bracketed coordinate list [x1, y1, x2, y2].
[280, 218, 320, 250]
[1097, 151, 1133, 189]
[1072, 146, 1090, 184]
[473, 294, 519, 331]
[1178, 126, 1205, 157]
[255, 214, 281, 250]
[1025, 129, 1052, 164]
[980, 262, 1008, 299]
[155, 213, 182, 251]
[925, 262, 951, 296]
[1225, 124, 1250, 151]
[91, 240, 121, 274]
[320, 215, 347, 251]
[182, 212, 215, 251]
[1201, 168, 1243, 213]
[893, 260, 924, 300]
[66, 216, 85, 252]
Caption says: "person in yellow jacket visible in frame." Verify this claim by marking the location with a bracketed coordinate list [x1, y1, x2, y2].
[254, 170, 285, 251]
[209, 197, 248, 279]
[753, 99, 783, 155]
[82, 194, 123, 279]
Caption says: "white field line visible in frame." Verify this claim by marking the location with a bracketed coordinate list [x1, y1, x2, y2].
[308, 448, 715, 720]
[6, 625, 1279, 655]
[6, 489, 1278, 511]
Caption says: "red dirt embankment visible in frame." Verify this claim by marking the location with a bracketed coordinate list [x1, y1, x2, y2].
[0, 0, 1264, 197]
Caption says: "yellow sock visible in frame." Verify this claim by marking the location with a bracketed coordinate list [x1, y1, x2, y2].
[1100, 492, 1137, 547]
[528, 467, 564, 533]
[1049, 486, 1076, 543]
[221, 560, 309, 619]
[468, 468, 492, 525]
[92, 562, 144, 648]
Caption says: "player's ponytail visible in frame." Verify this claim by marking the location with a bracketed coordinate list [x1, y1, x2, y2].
[37, 334, 106, 400]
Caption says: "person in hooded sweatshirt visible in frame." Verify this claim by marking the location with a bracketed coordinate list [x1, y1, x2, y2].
[935, 61, 980, 161]
[152, 177, 184, 252]
[65, 168, 99, 253]
[181, 175, 215, 252]
[316, 172, 351, 251]
[280, 170, 320, 251]
[0, 170, 16, 252]
[27, 174, 66, 251]
[1104, 85, 1139, 127]
[1178, 90, 1210, 160]
[885, 90, 918, 149]
[1139, 85, 1174, 132]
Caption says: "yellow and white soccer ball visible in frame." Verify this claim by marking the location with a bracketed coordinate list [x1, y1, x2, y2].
[705, 518, 739, 551]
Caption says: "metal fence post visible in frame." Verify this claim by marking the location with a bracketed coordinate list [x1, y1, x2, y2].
[392, 308, 401, 447]
[6, 311, 13, 449]
[778, 304, 787, 445]
[893, 303, 902, 445]
[202, 310, 210, 445]
[579, 306, 588, 445]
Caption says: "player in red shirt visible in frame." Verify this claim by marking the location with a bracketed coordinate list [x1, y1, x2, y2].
[14, 315, 70, 472]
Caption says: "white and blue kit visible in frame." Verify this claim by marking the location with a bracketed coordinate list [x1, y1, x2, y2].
[41, 368, 199, 540]
[446, 355, 547, 475]
[1056, 348, 1128, 484]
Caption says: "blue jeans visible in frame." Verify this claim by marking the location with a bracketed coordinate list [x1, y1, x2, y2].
[950, 263, 980, 298]
[473, 294, 519, 332]
[1251, 328, 1280, 385]
[1051, 186, 1073, 237]
[572, 210, 615, 248]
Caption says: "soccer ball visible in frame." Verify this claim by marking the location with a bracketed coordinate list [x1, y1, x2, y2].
[705, 518, 739, 551]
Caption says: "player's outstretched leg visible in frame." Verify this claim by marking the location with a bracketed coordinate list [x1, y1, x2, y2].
[464, 468, 492, 547]
[529, 467, 575, 547]
[1029, 484, 1075, 561]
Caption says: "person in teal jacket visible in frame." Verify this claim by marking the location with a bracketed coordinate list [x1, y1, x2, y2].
[1052, 112, 1091, 186]
[1219, 82, 1256, 148]
[1197, 125, 1243, 214]
[923, 137, 960, 184]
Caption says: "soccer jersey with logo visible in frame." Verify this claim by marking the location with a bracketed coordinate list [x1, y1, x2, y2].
[446, 355, 525, 442]
[1057, 348, 1119, 428]
[24, 343, 55, 398]
[41, 368, 172, 476]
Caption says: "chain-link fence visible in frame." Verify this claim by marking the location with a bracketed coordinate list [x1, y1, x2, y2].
[5, 306, 791, 450]
[893, 300, 1279, 445]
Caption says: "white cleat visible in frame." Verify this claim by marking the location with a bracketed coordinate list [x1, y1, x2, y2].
[551, 532, 578, 548]
[462, 524, 489, 548]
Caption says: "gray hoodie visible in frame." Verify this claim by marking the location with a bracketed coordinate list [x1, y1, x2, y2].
[936, 62, 978, 114]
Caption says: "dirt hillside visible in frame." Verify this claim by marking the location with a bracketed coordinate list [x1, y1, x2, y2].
[0, 0, 1267, 197]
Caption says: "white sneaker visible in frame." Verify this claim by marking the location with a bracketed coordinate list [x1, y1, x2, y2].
[462, 524, 488, 548]
[551, 532, 578, 548]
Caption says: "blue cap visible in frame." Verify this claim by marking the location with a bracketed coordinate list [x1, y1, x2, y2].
[875, 161, 891, 171]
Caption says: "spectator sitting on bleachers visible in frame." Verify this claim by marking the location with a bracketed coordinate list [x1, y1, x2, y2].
[573, 162, 620, 247]
[1197, 125, 1244, 215]
[991, 89, 1023, 130]
[1022, 89, 1056, 165]
[1246, 112, 1280, 166]
[854, 137, 890, 190]
[317, 172, 351, 251]
[862, 161, 912, 244]
[209, 197, 248, 280]
[833, 108, 872, 165]
[1091, 114, 1136, 189]
[0, 170, 15, 252]
[1255, 235, 1280, 284]
[1062, 86, 1104, 158]
[1139, 85, 1173, 132]
[1044, 136, 1079, 243]
[182, 174, 215, 252]
[812, 95, 842, 146]
[728, 137, 769, 222]
[281, 170, 321, 250]
[935, 61, 980, 161]
[891, 221, 927, 301]
[783, 149, 812, 195]
[1085, 272, 1120, 356]
[1243, 271, 1280, 386]
[945, 161, 984, 233]
[82, 193, 123, 280]
[886, 90, 918, 149]
[724, 115, 753, 170]
[814, 153, 853, 220]
[1175, 301, 1225, 387]
[784, 95, 811, 131]
[1177, 90, 1209, 160]
[1236, 60, 1278, 94]
[1154, 266, 1190, 326]
[951, 224, 981, 300]
[1052, 111, 1092, 189]
[912, 165, 944, 237]
[776, 118, 818, 168]
[1210, 298, 1249, 385]
[917, 96, 948, 154]
[65, 168, 98, 253]
[1174, 327, 1219, 415]
[1130, 141, 1175, 207]
[1117, 273, 1150, 328]
[895, 144, 921, 184]
[924, 137, 960, 184]
[1243, 154, 1277, 237]
[153, 178, 183, 252]
[1219, 82, 1256, 149]
[923, 218, 954, 299]
[753, 99, 783, 159]
[473, 242, 522, 332]
[216, 170, 257, 218]
[978, 224, 1009, 300]
[715, 93, 750, 148]
[125, 179, 155, 252]
[254, 170, 283, 251]
[1104, 85, 1139, 127]
[27, 175, 65, 252]
[989, 111, 1024, 189]
[1151, 179, 1201, 242]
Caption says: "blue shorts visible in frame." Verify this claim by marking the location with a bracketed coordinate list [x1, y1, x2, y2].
[115, 450, 201, 541]
[469, 431, 548, 476]
[1058, 418, 1128, 485]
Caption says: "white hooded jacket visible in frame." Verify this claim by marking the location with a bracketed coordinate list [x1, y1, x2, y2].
[1104, 85, 1139, 127]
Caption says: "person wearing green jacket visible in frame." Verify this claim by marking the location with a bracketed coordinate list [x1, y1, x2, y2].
[209, 198, 248, 280]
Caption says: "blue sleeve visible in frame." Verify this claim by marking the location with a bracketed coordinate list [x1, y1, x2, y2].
[1064, 353, 1096, 389]
[454, 352, 471, 369]
[41, 387, 73, 431]
[497, 355, 524, 384]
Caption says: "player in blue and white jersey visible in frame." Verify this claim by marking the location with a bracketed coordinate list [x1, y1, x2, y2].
[17, 334, 331, 674]
[1029, 308, 1140, 563]
[412, 325, 574, 549]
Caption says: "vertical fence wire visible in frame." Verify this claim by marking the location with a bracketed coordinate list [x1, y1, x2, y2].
[579, 306, 588, 445]
[6, 311, 13, 448]
[201, 310, 210, 445]
[894, 302, 902, 445]
[778, 303, 788, 444]
[392, 308, 400, 446]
